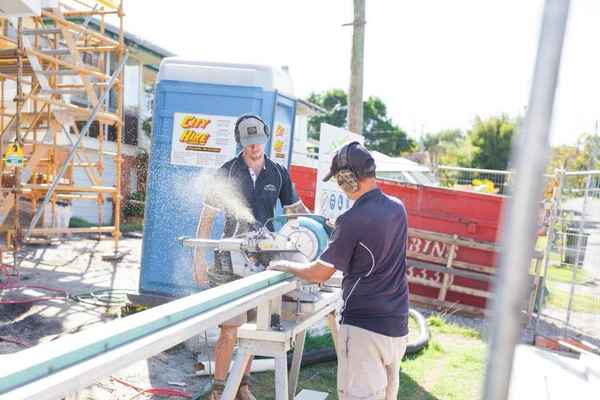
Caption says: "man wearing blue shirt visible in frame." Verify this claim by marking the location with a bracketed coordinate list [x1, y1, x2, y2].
[270, 141, 410, 400]
[194, 114, 307, 400]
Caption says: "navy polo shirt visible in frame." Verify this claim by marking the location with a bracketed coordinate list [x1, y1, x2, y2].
[208, 154, 300, 232]
[319, 188, 409, 337]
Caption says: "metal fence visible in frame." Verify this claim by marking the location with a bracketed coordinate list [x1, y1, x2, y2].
[435, 165, 515, 194]
[435, 164, 600, 343]
[434, 165, 558, 197]
[534, 169, 600, 344]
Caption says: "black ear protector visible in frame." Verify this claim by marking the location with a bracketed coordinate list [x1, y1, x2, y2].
[234, 114, 270, 145]
[335, 141, 360, 193]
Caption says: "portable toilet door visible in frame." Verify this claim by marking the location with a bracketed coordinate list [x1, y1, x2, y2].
[268, 93, 297, 170]
[140, 59, 297, 298]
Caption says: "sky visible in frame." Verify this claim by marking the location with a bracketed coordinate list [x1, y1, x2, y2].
[117, 0, 600, 146]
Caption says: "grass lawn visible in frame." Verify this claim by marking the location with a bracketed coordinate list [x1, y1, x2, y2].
[250, 315, 487, 400]
[532, 235, 591, 284]
[544, 265, 590, 284]
[69, 217, 143, 233]
[545, 285, 600, 313]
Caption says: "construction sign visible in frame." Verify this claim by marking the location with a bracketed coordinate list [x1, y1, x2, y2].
[3, 143, 25, 167]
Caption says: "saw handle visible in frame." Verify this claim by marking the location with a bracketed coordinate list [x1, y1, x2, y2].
[178, 237, 245, 252]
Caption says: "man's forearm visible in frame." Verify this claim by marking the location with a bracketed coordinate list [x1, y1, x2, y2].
[277, 260, 316, 281]
[196, 205, 218, 238]
[193, 205, 218, 284]
[270, 260, 335, 283]
[284, 200, 310, 215]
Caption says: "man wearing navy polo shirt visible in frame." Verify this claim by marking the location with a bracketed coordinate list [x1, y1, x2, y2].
[193, 114, 307, 400]
[270, 141, 410, 400]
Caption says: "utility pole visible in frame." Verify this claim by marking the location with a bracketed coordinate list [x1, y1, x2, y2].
[347, 0, 366, 134]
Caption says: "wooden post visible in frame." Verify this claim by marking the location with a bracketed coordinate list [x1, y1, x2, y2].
[347, 0, 366, 134]
[527, 256, 543, 320]
[0, 79, 4, 197]
[438, 235, 458, 301]
[112, 0, 125, 251]
[14, 17, 24, 249]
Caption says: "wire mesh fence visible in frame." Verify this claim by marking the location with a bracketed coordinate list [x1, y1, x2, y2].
[435, 165, 515, 194]
[434, 165, 559, 198]
[434, 165, 600, 343]
[534, 169, 600, 344]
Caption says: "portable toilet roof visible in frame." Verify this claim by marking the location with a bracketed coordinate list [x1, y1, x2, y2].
[157, 58, 295, 97]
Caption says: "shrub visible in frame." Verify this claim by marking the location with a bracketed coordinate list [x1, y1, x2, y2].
[123, 191, 145, 218]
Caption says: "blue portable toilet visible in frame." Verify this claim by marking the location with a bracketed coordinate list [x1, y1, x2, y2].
[140, 59, 297, 298]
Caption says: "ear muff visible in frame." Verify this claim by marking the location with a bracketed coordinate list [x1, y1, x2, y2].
[234, 115, 270, 145]
[336, 170, 359, 193]
[335, 141, 360, 193]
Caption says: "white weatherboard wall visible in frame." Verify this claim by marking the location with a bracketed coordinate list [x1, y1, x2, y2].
[71, 151, 115, 225]
[64, 136, 138, 224]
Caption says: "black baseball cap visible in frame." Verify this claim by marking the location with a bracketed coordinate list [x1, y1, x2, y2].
[322, 141, 376, 182]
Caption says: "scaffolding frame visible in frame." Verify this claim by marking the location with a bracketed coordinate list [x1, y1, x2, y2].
[0, 0, 125, 255]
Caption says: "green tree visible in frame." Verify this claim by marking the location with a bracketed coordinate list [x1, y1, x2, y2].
[420, 129, 465, 165]
[548, 145, 585, 172]
[306, 89, 415, 156]
[579, 133, 600, 169]
[468, 115, 517, 171]
[547, 133, 600, 174]
[142, 117, 152, 138]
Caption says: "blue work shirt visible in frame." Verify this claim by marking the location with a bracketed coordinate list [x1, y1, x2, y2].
[319, 188, 409, 337]
[210, 154, 300, 234]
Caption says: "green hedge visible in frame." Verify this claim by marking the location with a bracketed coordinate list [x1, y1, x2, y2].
[123, 191, 145, 218]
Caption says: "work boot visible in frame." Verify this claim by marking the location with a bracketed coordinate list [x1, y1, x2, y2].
[236, 375, 256, 400]
[207, 379, 225, 400]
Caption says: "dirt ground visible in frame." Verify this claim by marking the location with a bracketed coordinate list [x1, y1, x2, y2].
[1, 236, 213, 399]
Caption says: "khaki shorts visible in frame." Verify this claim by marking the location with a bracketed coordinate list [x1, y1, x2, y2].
[220, 309, 257, 328]
[337, 324, 408, 400]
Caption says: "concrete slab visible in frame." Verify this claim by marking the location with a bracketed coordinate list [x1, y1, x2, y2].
[295, 389, 329, 400]
[509, 345, 600, 399]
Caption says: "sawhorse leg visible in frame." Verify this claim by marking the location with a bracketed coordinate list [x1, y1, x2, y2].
[326, 311, 339, 354]
[275, 355, 289, 400]
[222, 351, 252, 400]
[288, 330, 307, 400]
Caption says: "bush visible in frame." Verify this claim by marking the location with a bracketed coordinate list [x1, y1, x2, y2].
[69, 217, 95, 228]
[123, 191, 145, 218]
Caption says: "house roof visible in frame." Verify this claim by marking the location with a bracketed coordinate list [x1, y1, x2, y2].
[296, 98, 326, 116]
[85, 19, 176, 59]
